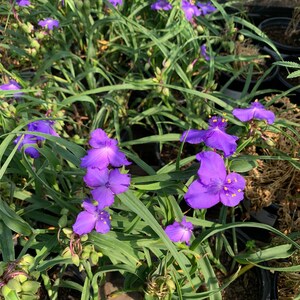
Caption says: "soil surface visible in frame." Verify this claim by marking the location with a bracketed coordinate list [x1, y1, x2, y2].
[263, 26, 300, 48]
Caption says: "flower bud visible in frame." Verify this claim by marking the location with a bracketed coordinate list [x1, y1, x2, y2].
[197, 25, 204, 33]
[62, 247, 72, 258]
[186, 63, 194, 73]
[62, 228, 73, 237]
[162, 87, 170, 97]
[144, 62, 151, 72]
[1, 285, 12, 297]
[156, 86, 162, 93]
[238, 34, 245, 42]
[7, 279, 22, 293]
[80, 234, 89, 242]
[71, 254, 80, 266]
[21, 280, 40, 294]
[58, 215, 68, 228]
[163, 59, 171, 68]
[30, 40, 40, 50]
[90, 252, 99, 265]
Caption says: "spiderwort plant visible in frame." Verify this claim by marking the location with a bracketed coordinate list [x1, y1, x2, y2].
[2, 0, 300, 299]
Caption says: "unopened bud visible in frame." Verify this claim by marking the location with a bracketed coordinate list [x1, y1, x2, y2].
[162, 87, 170, 97]
[238, 34, 245, 42]
[186, 63, 194, 73]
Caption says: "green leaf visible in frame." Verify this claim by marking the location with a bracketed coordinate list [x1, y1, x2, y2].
[235, 244, 295, 264]
[0, 221, 15, 261]
[0, 200, 32, 236]
[118, 191, 193, 285]
[230, 159, 257, 173]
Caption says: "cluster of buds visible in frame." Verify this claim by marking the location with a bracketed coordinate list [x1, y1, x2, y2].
[0, 255, 40, 300]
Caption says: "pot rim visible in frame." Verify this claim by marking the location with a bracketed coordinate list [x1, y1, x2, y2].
[258, 17, 300, 52]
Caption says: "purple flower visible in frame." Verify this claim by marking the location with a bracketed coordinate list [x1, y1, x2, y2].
[38, 18, 60, 30]
[83, 168, 130, 209]
[14, 135, 40, 158]
[200, 44, 210, 61]
[165, 217, 193, 245]
[14, 120, 59, 158]
[232, 101, 275, 124]
[151, 0, 172, 10]
[184, 151, 245, 209]
[108, 0, 122, 6]
[0, 80, 22, 97]
[28, 120, 59, 140]
[81, 129, 131, 169]
[180, 116, 238, 157]
[16, 0, 31, 6]
[73, 199, 111, 235]
[181, 0, 201, 21]
[197, 2, 216, 15]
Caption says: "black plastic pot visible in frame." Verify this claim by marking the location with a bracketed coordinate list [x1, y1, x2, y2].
[220, 230, 277, 300]
[258, 18, 300, 56]
[218, 48, 279, 100]
[277, 56, 300, 101]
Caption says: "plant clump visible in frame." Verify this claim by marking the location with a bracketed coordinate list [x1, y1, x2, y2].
[245, 96, 300, 232]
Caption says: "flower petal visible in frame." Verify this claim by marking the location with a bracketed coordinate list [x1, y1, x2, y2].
[221, 173, 245, 207]
[180, 129, 207, 144]
[196, 151, 226, 184]
[80, 148, 110, 169]
[253, 109, 275, 124]
[95, 211, 111, 234]
[108, 149, 131, 167]
[204, 129, 238, 157]
[184, 179, 220, 209]
[89, 129, 116, 148]
[108, 169, 131, 194]
[91, 187, 115, 209]
[220, 190, 244, 207]
[83, 167, 109, 188]
[72, 211, 96, 235]
[82, 199, 97, 213]
[232, 107, 255, 122]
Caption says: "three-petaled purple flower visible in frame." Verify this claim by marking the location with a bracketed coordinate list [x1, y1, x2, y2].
[0, 80, 22, 97]
[84, 168, 130, 209]
[16, 0, 31, 6]
[165, 217, 193, 245]
[108, 0, 123, 6]
[38, 18, 60, 30]
[232, 101, 275, 125]
[73, 199, 111, 235]
[185, 151, 246, 209]
[181, 0, 201, 21]
[197, 2, 216, 15]
[200, 44, 210, 61]
[151, 0, 172, 10]
[81, 129, 131, 169]
[180, 116, 238, 157]
[14, 120, 59, 158]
